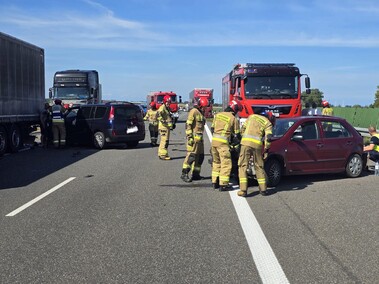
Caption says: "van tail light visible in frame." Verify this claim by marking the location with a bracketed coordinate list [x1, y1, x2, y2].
[109, 106, 115, 122]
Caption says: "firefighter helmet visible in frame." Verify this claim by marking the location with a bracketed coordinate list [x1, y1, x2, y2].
[198, 97, 209, 108]
[229, 99, 243, 113]
[321, 100, 329, 107]
[149, 101, 156, 109]
[54, 99, 62, 105]
[163, 95, 172, 104]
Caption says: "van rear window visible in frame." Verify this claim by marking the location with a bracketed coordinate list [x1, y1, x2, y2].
[114, 106, 138, 119]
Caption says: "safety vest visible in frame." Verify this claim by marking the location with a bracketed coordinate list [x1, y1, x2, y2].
[322, 107, 334, 116]
[185, 107, 205, 141]
[372, 133, 379, 152]
[241, 114, 272, 149]
[211, 111, 239, 145]
[52, 104, 64, 122]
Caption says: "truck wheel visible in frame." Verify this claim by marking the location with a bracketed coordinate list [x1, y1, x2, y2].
[265, 158, 282, 187]
[345, 154, 362, 178]
[0, 126, 8, 156]
[9, 124, 22, 152]
[93, 131, 106, 149]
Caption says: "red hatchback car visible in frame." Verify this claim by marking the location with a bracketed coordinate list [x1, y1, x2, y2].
[264, 116, 365, 186]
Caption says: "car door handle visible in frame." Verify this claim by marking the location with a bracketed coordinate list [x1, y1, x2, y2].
[346, 141, 353, 146]
[317, 143, 324, 148]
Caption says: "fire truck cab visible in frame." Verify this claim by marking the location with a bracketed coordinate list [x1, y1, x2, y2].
[146, 91, 181, 123]
[222, 63, 310, 121]
[188, 88, 214, 118]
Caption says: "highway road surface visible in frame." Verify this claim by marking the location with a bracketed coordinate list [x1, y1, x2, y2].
[0, 112, 378, 283]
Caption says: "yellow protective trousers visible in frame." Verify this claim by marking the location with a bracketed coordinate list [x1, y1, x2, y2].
[158, 127, 170, 158]
[211, 144, 232, 186]
[238, 145, 267, 192]
[182, 140, 204, 175]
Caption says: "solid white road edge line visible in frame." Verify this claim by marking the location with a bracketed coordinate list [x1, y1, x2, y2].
[6, 177, 76, 217]
[205, 124, 289, 284]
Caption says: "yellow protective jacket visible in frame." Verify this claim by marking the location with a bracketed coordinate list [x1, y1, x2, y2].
[211, 111, 239, 146]
[144, 109, 158, 126]
[186, 107, 205, 141]
[322, 107, 334, 116]
[241, 114, 273, 150]
[157, 104, 173, 130]
[371, 133, 379, 152]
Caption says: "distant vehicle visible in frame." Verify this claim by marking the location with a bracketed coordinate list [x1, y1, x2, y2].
[65, 103, 145, 149]
[222, 63, 311, 123]
[258, 116, 365, 186]
[49, 70, 102, 108]
[188, 88, 214, 118]
[146, 91, 181, 123]
[0, 32, 45, 156]
[136, 104, 147, 116]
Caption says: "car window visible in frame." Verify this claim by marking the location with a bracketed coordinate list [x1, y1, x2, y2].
[114, 106, 139, 120]
[79, 107, 92, 119]
[272, 118, 296, 137]
[66, 108, 78, 119]
[294, 121, 319, 140]
[94, 106, 107, 119]
[321, 121, 352, 138]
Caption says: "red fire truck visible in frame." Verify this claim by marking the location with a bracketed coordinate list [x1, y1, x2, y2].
[146, 91, 181, 122]
[222, 63, 310, 121]
[188, 88, 214, 118]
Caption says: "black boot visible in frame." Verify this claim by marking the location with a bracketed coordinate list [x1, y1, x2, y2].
[180, 169, 192, 183]
[192, 172, 204, 180]
[212, 183, 220, 189]
[219, 184, 232, 192]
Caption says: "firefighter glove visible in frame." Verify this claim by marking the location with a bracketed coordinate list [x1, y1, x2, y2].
[187, 135, 194, 146]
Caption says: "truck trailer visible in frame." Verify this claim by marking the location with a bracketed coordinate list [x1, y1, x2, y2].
[0, 32, 45, 156]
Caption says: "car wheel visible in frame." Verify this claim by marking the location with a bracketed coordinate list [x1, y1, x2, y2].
[346, 154, 363, 178]
[9, 124, 22, 152]
[126, 141, 139, 148]
[93, 131, 106, 149]
[0, 126, 8, 156]
[265, 158, 282, 187]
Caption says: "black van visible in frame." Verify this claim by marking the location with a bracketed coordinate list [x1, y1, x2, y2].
[65, 103, 145, 149]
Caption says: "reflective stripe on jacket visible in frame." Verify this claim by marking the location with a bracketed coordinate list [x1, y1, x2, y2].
[211, 111, 239, 145]
[52, 104, 64, 122]
[241, 114, 272, 149]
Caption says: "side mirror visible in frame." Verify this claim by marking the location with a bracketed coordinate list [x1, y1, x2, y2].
[179, 95, 182, 103]
[49, 88, 52, 98]
[291, 134, 304, 141]
[305, 76, 310, 88]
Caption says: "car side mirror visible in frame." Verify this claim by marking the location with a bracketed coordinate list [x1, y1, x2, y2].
[291, 134, 303, 141]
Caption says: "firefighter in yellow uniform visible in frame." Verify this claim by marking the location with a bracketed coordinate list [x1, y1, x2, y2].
[51, 99, 67, 148]
[211, 99, 242, 191]
[181, 97, 209, 182]
[321, 100, 334, 116]
[237, 112, 276, 197]
[157, 95, 173, 160]
[144, 101, 159, 146]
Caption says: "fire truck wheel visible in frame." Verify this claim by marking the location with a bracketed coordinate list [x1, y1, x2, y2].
[0, 126, 8, 156]
[93, 131, 106, 149]
[9, 124, 22, 153]
[265, 158, 282, 187]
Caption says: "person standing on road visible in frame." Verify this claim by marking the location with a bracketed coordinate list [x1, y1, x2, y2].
[144, 102, 159, 146]
[211, 99, 242, 191]
[321, 100, 334, 116]
[311, 102, 319, 115]
[51, 99, 67, 148]
[301, 103, 310, 116]
[181, 97, 208, 183]
[40, 102, 52, 148]
[363, 126, 379, 164]
[237, 112, 276, 197]
[157, 95, 173, 160]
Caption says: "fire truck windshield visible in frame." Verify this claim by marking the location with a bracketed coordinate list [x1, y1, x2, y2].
[244, 76, 298, 99]
[55, 87, 90, 100]
[157, 94, 177, 103]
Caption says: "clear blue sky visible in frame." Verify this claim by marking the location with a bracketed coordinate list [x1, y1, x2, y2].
[1, 0, 379, 106]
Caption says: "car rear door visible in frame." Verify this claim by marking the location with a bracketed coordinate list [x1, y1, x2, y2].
[317, 119, 355, 171]
[284, 120, 324, 173]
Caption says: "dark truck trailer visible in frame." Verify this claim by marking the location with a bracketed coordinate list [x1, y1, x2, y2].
[0, 32, 45, 156]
